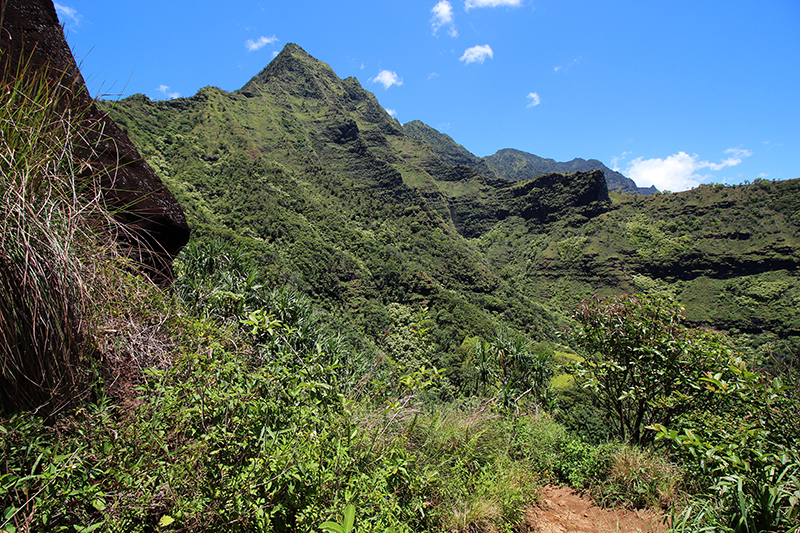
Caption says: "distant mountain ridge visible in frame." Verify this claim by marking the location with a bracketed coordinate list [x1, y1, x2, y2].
[401, 121, 656, 195]
[485, 148, 658, 195]
[401, 120, 501, 179]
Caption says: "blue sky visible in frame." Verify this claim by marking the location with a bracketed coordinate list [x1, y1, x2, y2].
[56, 0, 799, 191]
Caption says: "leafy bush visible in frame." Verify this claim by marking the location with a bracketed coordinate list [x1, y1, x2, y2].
[570, 294, 734, 444]
[1, 315, 403, 532]
[552, 376, 615, 444]
[654, 359, 800, 532]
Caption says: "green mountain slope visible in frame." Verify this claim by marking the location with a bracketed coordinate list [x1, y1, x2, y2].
[401, 120, 501, 179]
[104, 44, 611, 375]
[105, 42, 800, 361]
[474, 179, 800, 353]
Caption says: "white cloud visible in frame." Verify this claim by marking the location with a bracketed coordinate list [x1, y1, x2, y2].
[623, 149, 752, 191]
[370, 70, 403, 89]
[431, 1, 458, 37]
[721, 147, 753, 167]
[554, 57, 581, 73]
[54, 3, 81, 27]
[245, 35, 278, 52]
[465, 0, 523, 9]
[611, 152, 631, 172]
[157, 85, 181, 100]
[385, 108, 398, 117]
[526, 92, 541, 107]
[460, 44, 494, 65]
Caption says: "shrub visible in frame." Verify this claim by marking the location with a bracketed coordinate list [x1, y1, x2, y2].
[654, 359, 800, 532]
[570, 294, 734, 444]
[597, 444, 682, 509]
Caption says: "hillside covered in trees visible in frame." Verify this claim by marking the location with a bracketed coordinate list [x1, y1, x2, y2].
[105, 43, 800, 361]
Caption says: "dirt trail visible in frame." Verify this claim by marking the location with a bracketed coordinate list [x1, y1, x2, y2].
[524, 485, 667, 533]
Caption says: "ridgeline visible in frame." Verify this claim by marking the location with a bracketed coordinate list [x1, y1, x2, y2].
[104, 43, 800, 359]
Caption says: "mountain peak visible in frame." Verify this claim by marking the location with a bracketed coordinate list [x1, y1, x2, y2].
[236, 43, 395, 129]
[239, 43, 337, 96]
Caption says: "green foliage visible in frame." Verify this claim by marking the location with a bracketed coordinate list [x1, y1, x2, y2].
[654, 359, 800, 532]
[556, 235, 589, 263]
[320, 503, 356, 533]
[551, 380, 615, 444]
[625, 214, 693, 261]
[465, 330, 554, 410]
[0, 312, 397, 532]
[549, 437, 614, 491]
[570, 294, 734, 444]
[174, 238, 263, 320]
[2, 278, 574, 532]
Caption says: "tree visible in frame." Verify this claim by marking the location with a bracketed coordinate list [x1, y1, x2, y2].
[570, 294, 732, 444]
[470, 328, 553, 411]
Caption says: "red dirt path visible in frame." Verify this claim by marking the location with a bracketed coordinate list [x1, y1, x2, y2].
[524, 485, 667, 533]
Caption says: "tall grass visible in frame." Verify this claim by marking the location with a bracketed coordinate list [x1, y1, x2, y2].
[0, 54, 149, 415]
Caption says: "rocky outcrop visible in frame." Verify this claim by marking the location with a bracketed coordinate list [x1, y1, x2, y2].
[1, 0, 189, 280]
[449, 169, 612, 238]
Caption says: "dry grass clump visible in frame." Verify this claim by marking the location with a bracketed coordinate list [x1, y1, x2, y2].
[601, 444, 683, 509]
[0, 55, 170, 415]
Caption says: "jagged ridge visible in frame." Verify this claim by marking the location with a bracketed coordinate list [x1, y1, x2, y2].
[105, 42, 800, 356]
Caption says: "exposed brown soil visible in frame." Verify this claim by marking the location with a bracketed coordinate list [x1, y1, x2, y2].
[524, 485, 667, 533]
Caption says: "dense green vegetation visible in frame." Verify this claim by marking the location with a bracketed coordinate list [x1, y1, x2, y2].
[481, 181, 800, 357]
[2, 42, 799, 532]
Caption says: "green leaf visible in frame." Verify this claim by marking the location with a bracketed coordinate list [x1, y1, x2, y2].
[319, 521, 344, 533]
[158, 515, 175, 528]
[343, 503, 356, 533]
[74, 523, 104, 533]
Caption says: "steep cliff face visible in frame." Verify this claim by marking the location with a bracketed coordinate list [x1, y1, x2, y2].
[441, 170, 611, 238]
[402, 120, 502, 180]
[1, 0, 189, 279]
